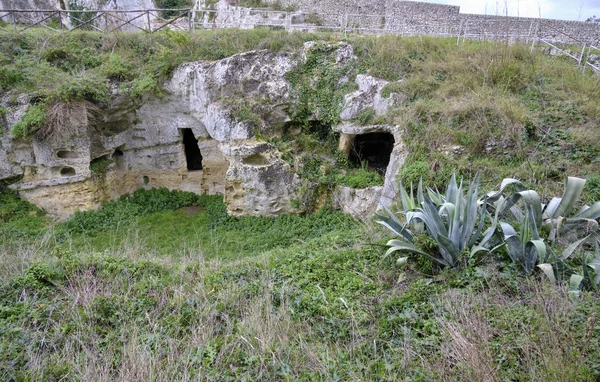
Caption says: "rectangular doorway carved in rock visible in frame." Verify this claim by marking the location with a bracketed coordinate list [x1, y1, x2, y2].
[181, 128, 203, 171]
[348, 132, 394, 175]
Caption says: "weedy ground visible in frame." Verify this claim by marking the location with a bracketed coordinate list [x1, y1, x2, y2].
[2, 29, 600, 197]
[1, 29, 600, 380]
[1, 189, 599, 381]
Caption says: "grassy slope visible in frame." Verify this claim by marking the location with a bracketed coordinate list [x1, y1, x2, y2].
[1, 29, 600, 380]
[1, 30, 599, 196]
[1, 191, 600, 380]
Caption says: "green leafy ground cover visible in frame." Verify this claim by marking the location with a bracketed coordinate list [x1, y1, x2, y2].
[1, 29, 600, 380]
[2, 30, 599, 197]
[1, 188, 600, 380]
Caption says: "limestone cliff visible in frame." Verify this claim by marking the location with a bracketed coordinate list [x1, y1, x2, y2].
[0, 43, 405, 218]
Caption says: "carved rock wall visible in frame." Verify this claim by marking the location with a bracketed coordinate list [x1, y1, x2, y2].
[1, 48, 307, 218]
[1, 43, 407, 219]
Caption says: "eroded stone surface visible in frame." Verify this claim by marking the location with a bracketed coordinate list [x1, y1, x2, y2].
[332, 186, 383, 219]
[1, 48, 302, 217]
[1, 44, 406, 219]
[340, 75, 404, 121]
[333, 123, 407, 214]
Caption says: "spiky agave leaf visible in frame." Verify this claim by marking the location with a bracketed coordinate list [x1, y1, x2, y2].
[500, 206, 546, 274]
[576, 201, 600, 219]
[380, 173, 495, 269]
[543, 177, 586, 219]
[537, 264, 557, 283]
[375, 205, 414, 243]
[587, 243, 600, 286]
[486, 178, 527, 204]
[384, 240, 450, 267]
[569, 274, 584, 296]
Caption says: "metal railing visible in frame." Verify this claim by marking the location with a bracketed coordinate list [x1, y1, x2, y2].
[533, 22, 587, 64]
[0, 9, 191, 33]
[586, 44, 600, 72]
[0, 6, 598, 73]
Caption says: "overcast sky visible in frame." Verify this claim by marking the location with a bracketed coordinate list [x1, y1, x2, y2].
[421, 0, 600, 21]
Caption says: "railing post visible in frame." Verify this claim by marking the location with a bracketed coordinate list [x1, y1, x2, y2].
[530, 22, 539, 52]
[527, 20, 534, 44]
[12, 11, 17, 32]
[579, 43, 586, 66]
[146, 10, 151, 33]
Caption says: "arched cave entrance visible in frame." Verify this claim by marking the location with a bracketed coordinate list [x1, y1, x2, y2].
[349, 132, 395, 175]
[182, 128, 202, 171]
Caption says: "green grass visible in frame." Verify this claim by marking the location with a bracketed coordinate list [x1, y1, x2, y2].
[2, 30, 600, 379]
[64, 195, 357, 260]
[0, 189, 47, 239]
[2, 30, 599, 199]
[1, 188, 599, 380]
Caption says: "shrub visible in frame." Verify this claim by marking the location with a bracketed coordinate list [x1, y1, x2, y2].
[67, 1, 98, 30]
[355, 107, 376, 125]
[56, 73, 108, 102]
[130, 76, 160, 98]
[399, 160, 430, 185]
[0, 66, 24, 90]
[153, 0, 193, 18]
[0, 189, 46, 237]
[11, 104, 47, 140]
[101, 54, 133, 81]
[335, 168, 383, 188]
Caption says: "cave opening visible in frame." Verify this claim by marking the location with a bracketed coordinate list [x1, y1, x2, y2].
[348, 132, 394, 175]
[56, 150, 79, 159]
[181, 128, 202, 171]
[60, 167, 76, 176]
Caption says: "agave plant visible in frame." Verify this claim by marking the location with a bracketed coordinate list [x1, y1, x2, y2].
[377, 174, 497, 268]
[488, 177, 600, 244]
[488, 176, 600, 278]
[542, 177, 600, 243]
[537, 237, 600, 295]
[500, 204, 546, 275]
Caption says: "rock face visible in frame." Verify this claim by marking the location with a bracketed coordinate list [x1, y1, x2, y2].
[333, 74, 406, 219]
[166, 49, 301, 216]
[1, 43, 407, 219]
[333, 124, 406, 218]
[340, 74, 404, 121]
[0, 48, 302, 218]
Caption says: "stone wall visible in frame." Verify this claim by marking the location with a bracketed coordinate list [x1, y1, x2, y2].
[3, 0, 600, 45]
[459, 14, 600, 45]
[261, 0, 600, 45]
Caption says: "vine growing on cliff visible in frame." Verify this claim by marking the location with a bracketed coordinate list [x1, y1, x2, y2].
[285, 42, 358, 130]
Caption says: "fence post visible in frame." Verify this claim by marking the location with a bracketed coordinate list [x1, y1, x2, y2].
[58, 10, 63, 31]
[527, 20, 534, 44]
[146, 10, 151, 33]
[579, 43, 586, 66]
[11, 11, 17, 32]
[530, 22, 539, 52]
[456, 19, 462, 45]
[188, 9, 192, 31]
